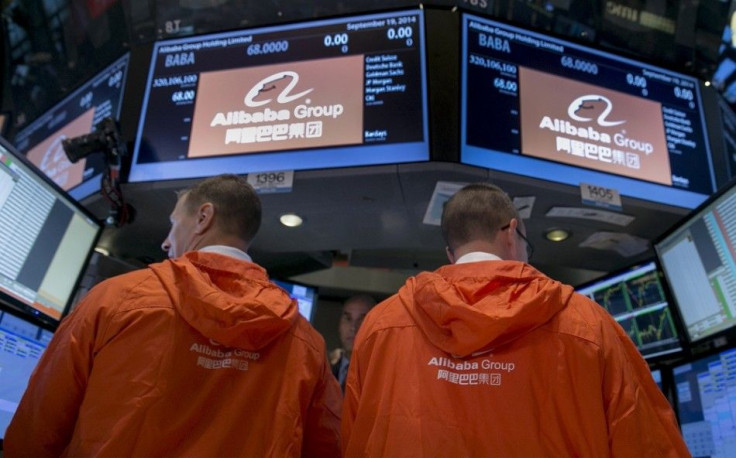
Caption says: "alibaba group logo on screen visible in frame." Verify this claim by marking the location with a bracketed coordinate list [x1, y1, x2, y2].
[517, 66, 671, 186]
[187, 55, 364, 158]
[567, 95, 626, 127]
[244, 71, 313, 108]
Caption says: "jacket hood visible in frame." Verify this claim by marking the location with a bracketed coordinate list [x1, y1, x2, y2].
[401, 260, 574, 358]
[150, 251, 297, 350]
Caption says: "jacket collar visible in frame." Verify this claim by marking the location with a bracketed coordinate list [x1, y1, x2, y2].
[455, 251, 503, 264]
[199, 245, 252, 262]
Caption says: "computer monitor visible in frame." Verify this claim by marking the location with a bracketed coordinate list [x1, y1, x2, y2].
[461, 13, 716, 209]
[655, 177, 736, 344]
[0, 309, 53, 441]
[673, 347, 736, 457]
[12, 54, 130, 202]
[575, 260, 683, 360]
[0, 136, 102, 327]
[650, 365, 678, 410]
[651, 368, 664, 391]
[272, 279, 317, 322]
[130, 9, 429, 182]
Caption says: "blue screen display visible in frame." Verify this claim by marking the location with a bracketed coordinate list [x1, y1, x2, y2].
[0, 311, 52, 439]
[673, 348, 736, 457]
[461, 13, 716, 208]
[130, 10, 429, 182]
[272, 280, 317, 321]
[13, 54, 129, 202]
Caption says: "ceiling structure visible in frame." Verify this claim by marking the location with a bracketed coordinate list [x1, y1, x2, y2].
[85, 160, 691, 298]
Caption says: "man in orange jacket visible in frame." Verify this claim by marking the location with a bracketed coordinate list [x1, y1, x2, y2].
[342, 182, 689, 457]
[5, 174, 342, 457]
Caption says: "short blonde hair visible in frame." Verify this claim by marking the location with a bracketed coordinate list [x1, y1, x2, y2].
[441, 183, 519, 252]
[180, 174, 262, 243]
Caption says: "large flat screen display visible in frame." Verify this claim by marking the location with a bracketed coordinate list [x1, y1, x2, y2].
[655, 178, 736, 344]
[575, 260, 683, 360]
[461, 14, 716, 209]
[0, 309, 53, 441]
[130, 9, 429, 182]
[0, 137, 102, 327]
[673, 347, 736, 457]
[12, 54, 129, 202]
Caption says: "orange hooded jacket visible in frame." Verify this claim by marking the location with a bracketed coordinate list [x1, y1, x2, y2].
[342, 260, 689, 457]
[5, 251, 342, 457]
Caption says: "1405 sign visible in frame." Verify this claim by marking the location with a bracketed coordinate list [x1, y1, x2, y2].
[580, 183, 622, 210]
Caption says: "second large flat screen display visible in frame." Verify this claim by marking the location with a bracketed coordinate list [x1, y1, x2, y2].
[131, 10, 429, 182]
[655, 178, 736, 344]
[13, 54, 129, 201]
[461, 14, 716, 208]
[0, 137, 101, 326]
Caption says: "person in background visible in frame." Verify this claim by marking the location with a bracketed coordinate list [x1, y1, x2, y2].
[5, 174, 341, 457]
[342, 182, 689, 457]
[331, 294, 376, 392]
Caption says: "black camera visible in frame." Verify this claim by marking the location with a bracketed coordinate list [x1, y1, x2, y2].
[60, 117, 134, 226]
[62, 117, 125, 163]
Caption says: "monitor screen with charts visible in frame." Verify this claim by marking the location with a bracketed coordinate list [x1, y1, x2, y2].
[0, 137, 102, 327]
[575, 260, 683, 360]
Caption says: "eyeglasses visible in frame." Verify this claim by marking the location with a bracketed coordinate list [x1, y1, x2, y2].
[500, 223, 534, 260]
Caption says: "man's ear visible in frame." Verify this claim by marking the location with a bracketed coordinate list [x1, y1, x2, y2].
[509, 217, 520, 232]
[446, 246, 456, 264]
[195, 202, 215, 234]
[506, 218, 522, 260]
